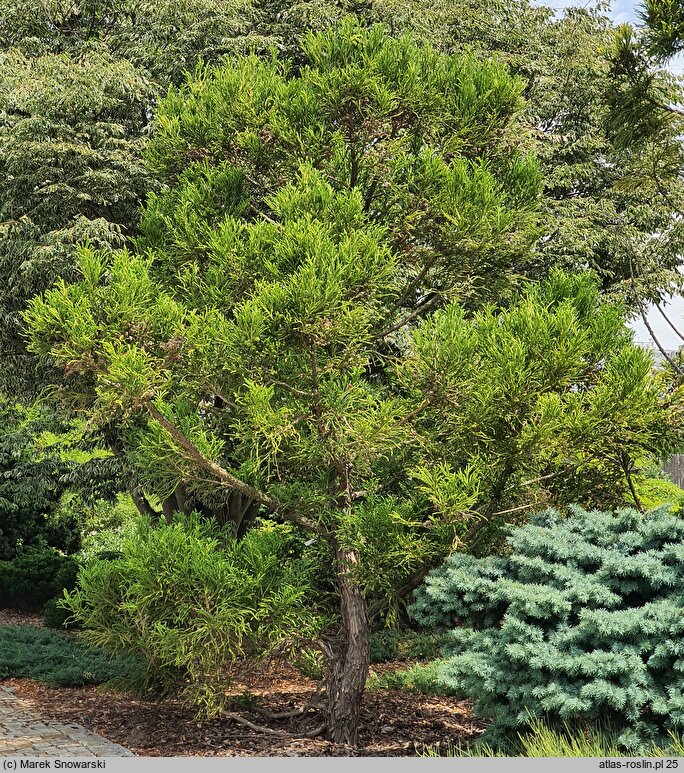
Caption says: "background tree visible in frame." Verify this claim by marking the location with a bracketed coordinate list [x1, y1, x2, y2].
[0, 50, 151, 396]
[0, 401, 79, 560]
[352, 0, 684, 305]
[25, 23, 679, 744]
[606, 0, 684, 343]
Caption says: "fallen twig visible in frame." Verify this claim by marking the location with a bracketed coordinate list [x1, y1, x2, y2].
[224, 712, 291, 737]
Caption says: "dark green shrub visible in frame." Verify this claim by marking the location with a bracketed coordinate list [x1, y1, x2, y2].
[369, 629, 450, 663]
[0, 624, 137, 686]
[64, 516, 325, 715]
[0, 402, 82, 561]
[410, 505, 684, 751]
[42, 597, 79, 631]
[0, 547, 78, 610]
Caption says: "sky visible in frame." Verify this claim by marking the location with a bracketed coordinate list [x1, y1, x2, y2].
[532, 0, 684, 349]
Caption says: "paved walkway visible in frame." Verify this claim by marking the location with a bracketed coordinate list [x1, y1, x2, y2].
[0, 687, 133, 757]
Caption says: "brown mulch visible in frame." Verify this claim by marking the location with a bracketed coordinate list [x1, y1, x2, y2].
[0, 608, 43, 627]
[2, 661, 484, 756]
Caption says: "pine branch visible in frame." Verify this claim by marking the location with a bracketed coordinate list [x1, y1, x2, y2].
[377, 293, 441, 338]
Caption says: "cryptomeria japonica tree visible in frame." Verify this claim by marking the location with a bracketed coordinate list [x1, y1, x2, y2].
[25, 21, 677, 744]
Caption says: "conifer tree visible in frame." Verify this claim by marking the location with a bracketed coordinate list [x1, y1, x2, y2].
[411, 505, 684, 751]
[25, 23, 678, 743]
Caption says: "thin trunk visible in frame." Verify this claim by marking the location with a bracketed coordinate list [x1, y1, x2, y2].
[620, 452, 644, 513]
[462, 459, 515, 545]
[324, 540, 370, 746]
[175, 482, 191, 515]
[655, 302, 684, 343]
[236, 500, 259, 540]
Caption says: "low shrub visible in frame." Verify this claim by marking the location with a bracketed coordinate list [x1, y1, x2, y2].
[42, 597, 79, 631]
[0, 547, 78, 610]
[64, 516, 325, 715]
[0, 625, 137, 686]
[369, 629, 450, 664]
[411, 505, 684, 751]
[633, 477, 684, 511]
[75, 494, 140, 564]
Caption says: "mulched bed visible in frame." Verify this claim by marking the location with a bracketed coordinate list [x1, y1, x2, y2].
[2, 661, 484, 756]
[0, 608, 44, 628]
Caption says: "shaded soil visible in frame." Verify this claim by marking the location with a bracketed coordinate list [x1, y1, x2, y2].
[2, 661, 484, 756]
[0, 609, 43, 628]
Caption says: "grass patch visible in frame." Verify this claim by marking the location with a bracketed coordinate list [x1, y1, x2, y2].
[420, 719, 684, 757]
[0, 625, 139, 687]
[368, 660, 458, 696]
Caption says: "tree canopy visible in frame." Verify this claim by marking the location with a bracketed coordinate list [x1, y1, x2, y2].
[4, 0, 684, 397]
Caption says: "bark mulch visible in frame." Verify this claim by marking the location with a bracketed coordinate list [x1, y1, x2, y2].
[2, 661, 484, 757]
[0, 608, 44, 627]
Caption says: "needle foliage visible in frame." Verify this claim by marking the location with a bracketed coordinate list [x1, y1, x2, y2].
[411, 505, 684, 751]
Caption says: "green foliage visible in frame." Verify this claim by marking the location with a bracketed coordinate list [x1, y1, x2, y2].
[23, 19, 684, 742]
[603, 4, 684, 312]
[0, 401, 81, 560]
[368, 629, 449, 663]
[367, 660, 454, 696]
[0, 548, 78, 610]
[74, 493, 140, 564]
[633, 476, 684, 511]
[357, 1, 684, 305]
[42, 597, 79, 631]
[26, 22, 675, 570]
[142, 20, 540, 310]
[0, 624, 137, 687]
[0, 0, 259, 85]
[411, 505, 684, 751]
[63, 516, 325, 715]
[5, 0, 682, 401]
[0, 49, 151, 396]
[641, 0, 684, 59]
[398, 271, 679, 547]
[420, 718, 684, 757]
[25, 22, 547, 611]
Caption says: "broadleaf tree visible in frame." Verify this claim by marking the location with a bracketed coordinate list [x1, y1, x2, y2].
[605, 0, 684, 339]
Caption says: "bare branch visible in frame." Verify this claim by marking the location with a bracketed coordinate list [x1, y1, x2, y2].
[224, 712, 290, 737]
[377, 293, 440, 338]
[655, 302, 684, 343]
[627, 245, 683, 374]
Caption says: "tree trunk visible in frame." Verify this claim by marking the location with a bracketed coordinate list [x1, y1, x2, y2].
[174, 482, 191, 515]
[161, 495, 176, 524]
[130, 486, 161, 523]
[324, 541, 370, 746]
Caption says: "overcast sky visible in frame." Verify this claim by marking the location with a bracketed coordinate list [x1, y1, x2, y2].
[532, 0, 684, 349]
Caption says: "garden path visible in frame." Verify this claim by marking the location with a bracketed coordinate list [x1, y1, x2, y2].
[0, 686, 134, 757]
